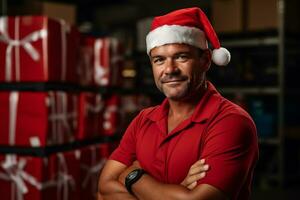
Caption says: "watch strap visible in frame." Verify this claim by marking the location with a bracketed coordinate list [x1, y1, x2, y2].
[125, 169, 146, 195]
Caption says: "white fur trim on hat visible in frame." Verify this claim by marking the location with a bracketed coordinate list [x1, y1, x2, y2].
[146, 25, 208, 54]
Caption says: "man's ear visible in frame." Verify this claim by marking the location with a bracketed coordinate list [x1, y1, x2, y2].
[201, 49, 212, 72]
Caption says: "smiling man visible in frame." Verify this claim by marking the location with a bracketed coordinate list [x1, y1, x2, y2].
[98, 7, 259, 200]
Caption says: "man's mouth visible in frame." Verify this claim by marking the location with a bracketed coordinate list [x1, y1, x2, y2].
[161, 76, 187, 84]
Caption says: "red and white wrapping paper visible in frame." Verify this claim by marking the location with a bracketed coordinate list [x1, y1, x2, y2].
[77, 92, 104, 140]
[79, 144, 110, 200]
[56, 150, 81, 200]
[102, 95, 121, 136]
[0, 150, 81, 200]
[0, 91, 78, 146]
[78, 36, 124, 86]
[0, 16, 79, 83]
[0, 154, 57, 200]
[80, 143, 118, 200]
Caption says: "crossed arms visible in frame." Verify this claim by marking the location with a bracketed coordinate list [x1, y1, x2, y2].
[98, 159, 228, 200]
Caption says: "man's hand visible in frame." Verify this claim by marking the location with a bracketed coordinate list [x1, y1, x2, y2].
[118, 161, 141, 185]
[181, 159, 209, 190]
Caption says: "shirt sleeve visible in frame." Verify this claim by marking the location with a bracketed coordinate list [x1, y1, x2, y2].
[109, 109, 145, 166]
[197, 114, 259, 199]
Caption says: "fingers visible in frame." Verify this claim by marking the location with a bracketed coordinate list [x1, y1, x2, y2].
[185, 171, 206, 185]
[187, 181, 197, 190]
[188, 183, 196, 190]
[188, 159, 209, 176]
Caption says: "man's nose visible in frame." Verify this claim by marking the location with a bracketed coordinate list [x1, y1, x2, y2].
[164, 59, 180, 75]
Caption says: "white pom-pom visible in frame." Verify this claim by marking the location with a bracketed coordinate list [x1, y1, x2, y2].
[212, 47, 231, 66]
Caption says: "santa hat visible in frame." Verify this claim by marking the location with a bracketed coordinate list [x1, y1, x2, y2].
[146, 7, 230, 66]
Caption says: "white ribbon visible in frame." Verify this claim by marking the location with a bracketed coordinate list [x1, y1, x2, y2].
[59, 20, 71, 81]
[0, 17, 47, 82]
[81, 46, 94, 84]
[94, 39, 109, 86]
[110, 38, 123, 65]
[80, 146, 106, 199]
[57, 153, 76, 200]
[48, 92, 77, 144]
[86, 94, 104, 113]
[103, 104, 118, 131]
[0, 155, 56, 200]
[8, 92, 19, 145]
[81, 146, 106, 188]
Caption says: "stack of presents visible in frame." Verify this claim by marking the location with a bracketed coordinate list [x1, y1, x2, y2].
[0, 16, 124, 200]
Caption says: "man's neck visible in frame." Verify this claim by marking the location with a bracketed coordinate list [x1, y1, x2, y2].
[168, 82, 207, 120]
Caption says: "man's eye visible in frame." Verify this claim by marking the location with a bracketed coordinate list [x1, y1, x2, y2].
[153, 58, 164, 64]
[176, 55, 188, 61]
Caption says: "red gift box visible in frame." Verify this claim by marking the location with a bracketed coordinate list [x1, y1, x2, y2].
[102, 95, 121, 136]
[0, 150, 81, 200]
[0, 154, 57, 200]
[78, 36, 124, 86]
[0, 16, 79, 83]
[0, 91, 78, 146]
[80, 143, 119, 200]
[56, 150, 81, 200]
[80, 144, 108, 200]
[77, 92, 104, 140]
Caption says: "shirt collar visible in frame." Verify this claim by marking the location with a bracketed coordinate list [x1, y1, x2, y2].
[191, 81, 222, 123]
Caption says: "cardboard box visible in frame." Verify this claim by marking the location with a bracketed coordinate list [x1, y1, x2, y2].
[41, 2, 77, 25]
[212, 0, 245, 33]
[136, 17, 153, 51]
[8, 0, 76, 25]
[247, 0, 278, 31]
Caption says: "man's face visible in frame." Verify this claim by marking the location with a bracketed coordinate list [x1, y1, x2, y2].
[149, 44, 211, 101]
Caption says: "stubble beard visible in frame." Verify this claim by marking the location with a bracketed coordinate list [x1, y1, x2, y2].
[156, 77, 206, 101]
[157, 80, 191, 101]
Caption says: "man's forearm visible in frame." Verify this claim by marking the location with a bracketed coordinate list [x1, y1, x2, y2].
[98, 179, 137, 200]
[131, 174, 190, 200]
[130, 174, 227, 200]
[100, 193, 137, 200]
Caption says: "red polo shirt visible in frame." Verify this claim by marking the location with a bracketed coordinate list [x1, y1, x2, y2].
[110, 81, 258, 200]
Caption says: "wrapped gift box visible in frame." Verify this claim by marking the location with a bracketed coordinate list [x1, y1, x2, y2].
[0, 150, 81, 200]
[78, 36, 124, 86]
[56, 150, 81, 200]
[0, 16, 79, 83]
[0, 91, 78, 146]
[80, 143, 119, 200]
[0, 154, 57, 200]
[102, 95, 121, 136]
[77, 92, 104, 140]
[79, 143, 113, 200]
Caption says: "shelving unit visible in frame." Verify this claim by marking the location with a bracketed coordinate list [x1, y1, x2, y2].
[209, 0, 300, 188]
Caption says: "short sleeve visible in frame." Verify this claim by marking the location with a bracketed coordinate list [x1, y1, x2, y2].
[109, 115, 139, 166]
[197, 114, 259, 199]
[109, 108, 151, 166]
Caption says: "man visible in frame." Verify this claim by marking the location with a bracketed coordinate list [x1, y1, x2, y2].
[98, 7, 258, 200]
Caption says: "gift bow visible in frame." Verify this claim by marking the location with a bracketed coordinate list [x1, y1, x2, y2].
[81, 158, 106, 188]
[0, 155, 56, 200]
[0, 17, 47, 81]
[57, 153, 76, 200]
[48, 92, 77, 144]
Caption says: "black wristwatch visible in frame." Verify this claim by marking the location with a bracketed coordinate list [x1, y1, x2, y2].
[125, 168, 146, 194]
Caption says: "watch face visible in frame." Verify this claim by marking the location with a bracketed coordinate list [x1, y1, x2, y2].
[128, 170, 139, 179]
